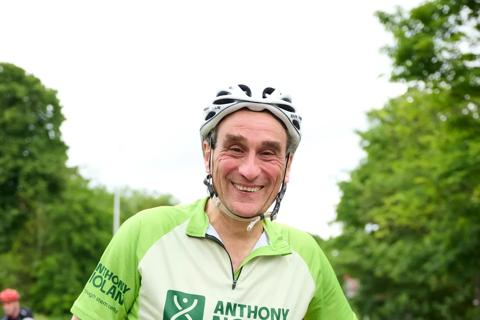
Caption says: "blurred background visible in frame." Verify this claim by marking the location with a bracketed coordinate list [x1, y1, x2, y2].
[0, 0, 479, 318]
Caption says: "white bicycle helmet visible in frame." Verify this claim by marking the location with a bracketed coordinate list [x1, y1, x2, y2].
[201, 84, 302, 228]
[200, 84, 302, 153]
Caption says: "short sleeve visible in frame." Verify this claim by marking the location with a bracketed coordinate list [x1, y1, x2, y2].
[304, 246, 357, 319]
[70, 216, 141, 320]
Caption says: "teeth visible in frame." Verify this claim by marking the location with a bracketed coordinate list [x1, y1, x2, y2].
[234, 184, 261, 193]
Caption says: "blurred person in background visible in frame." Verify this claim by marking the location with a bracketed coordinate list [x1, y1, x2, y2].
[0, 288, 34, 320]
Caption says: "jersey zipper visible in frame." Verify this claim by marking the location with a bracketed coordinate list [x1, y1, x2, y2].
[205, 234, 243, 290]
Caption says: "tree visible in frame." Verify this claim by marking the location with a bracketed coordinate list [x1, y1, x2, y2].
[6, 175, 113, 313]
[0, 63, 68, 252]
[333, 89, 480, 318]
[118, 187, 178, 223]
[0, 63, 179, 315]
[377, 0, 480, 97]
[0, 63, 112, 314]
[329, 1, 480, 318]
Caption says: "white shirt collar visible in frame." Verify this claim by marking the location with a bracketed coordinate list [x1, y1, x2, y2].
[206, 224, 269, 250]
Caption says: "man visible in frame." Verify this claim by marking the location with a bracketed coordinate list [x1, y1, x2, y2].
[0, 289, 34, 320]
[71, 84, 356, 319]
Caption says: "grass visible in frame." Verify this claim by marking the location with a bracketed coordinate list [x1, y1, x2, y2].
[36, 314, 70, 320]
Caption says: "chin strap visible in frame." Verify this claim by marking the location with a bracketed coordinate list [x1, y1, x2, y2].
[270, 182, 287, 220]
[212, 194, 272, 231]
[204, 174, 270, 232]
[203, 173, 287, 231]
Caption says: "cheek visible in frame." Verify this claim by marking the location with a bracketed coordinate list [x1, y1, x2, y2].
[261, 162, 285, 181]
[214, 157, 238, 176]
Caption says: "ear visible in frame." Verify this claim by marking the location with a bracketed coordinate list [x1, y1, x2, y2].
[202, 140, 212, 174]
[284, 154, 294, 184]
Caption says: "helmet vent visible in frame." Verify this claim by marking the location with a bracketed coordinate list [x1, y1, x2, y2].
[238, 84, 252, 97]
[262, 87, 275, 98]
[205, 111, 216, 120]
[214, 98, 236, 105]
[277, 103, 295, 112]
[216, 90, 231, 97]
[292, 119, 300, 130]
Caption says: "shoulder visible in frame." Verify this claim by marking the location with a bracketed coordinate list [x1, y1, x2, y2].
[269, 221, 321, 255]
[270, 223, 356, 319]
[120, 199, 205, 238]
[109, 199, 206, 259]
[268, 221, 331, 280]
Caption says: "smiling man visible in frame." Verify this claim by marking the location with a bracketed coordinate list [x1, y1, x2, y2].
[71, 84, 356, 319]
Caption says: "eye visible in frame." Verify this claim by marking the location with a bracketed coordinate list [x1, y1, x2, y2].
[260, 149, 276, 157]
[229, 145, 243, 153]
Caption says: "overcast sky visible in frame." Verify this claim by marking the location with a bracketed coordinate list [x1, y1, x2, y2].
[1, 0, 423, 238]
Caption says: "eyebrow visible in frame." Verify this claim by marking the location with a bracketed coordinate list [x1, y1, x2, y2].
[224, 134, 283, 153]
[224, 134, 247, 145]
[261, 141, 282, 153]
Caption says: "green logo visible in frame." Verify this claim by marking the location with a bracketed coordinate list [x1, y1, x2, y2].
[164, 290, 205, 320]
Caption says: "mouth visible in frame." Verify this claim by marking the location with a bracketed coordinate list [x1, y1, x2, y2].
[233, 183, 263, 193]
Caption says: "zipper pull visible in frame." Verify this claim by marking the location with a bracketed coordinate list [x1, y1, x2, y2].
[232, 280, 237, 290]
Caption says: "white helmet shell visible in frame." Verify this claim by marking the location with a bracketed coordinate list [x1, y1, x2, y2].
[200, 84, 302, 153]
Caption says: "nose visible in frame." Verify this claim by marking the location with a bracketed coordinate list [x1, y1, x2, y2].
[238, 153, 261, 181]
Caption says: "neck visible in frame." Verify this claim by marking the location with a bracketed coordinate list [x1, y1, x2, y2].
[206, 199, 264, 240]
[7, 309, 20, 319]
[205, 198, 266, 271]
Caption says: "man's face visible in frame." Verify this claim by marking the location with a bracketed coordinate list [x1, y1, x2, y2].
[203, 109, 292, 217]
[2, 301, 19, 317]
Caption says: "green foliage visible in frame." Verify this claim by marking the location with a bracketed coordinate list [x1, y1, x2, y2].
[376, 0, 480, 96]
[36, 315, 69, 320]
[26, 176, 113, 313]
[333, 89, 480, 318]
[0, 63, 112, 315]
[119, 187, 178, 222]
[0, 63, 68, 252]
[0, 63, 177, 316]
[331, 1, 480, 317]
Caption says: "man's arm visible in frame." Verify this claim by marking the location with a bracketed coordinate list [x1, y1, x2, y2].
[71, 316, 79, 320]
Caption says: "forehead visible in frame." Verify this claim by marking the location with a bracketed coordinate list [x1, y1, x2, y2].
[216, 109, 288, 143]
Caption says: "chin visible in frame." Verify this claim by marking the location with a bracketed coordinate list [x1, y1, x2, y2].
[230, 203, 266, 217]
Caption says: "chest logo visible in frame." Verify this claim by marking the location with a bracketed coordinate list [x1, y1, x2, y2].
[164, 290, 206, 320]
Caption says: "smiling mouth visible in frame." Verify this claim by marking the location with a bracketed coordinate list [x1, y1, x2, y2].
[233, 183, 263, 193]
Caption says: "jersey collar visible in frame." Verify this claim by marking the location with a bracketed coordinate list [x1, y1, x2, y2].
[186, 198, 291, 255]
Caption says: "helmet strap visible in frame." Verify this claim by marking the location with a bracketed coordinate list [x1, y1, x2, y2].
[269, 154, 290, 220]
[203, 174, 216, 198]
[203, 135, 218, 198]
